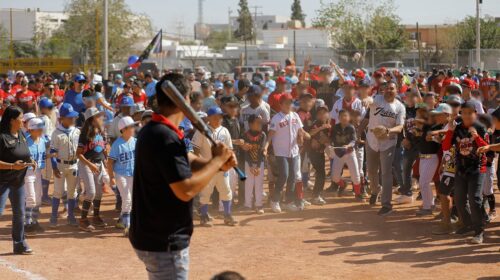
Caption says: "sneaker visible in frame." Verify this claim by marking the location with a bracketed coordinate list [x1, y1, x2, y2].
[256, 207, 265, 214]
[394, 194, 413, 205]
[49, 218, 58, 229]
[200, 215, 213, 227]
[369, 194, 378, 206]
[488, 210, 497, 221]
[224, 215, 238, 226]
[92, 216, 108, 228]
[302, 199, 312, 207]
[42, 196, 52, 206]
[432, 222, 455, 235]
[416, 192, 422, 201]
[13, 243, 33, 255]
[337, 187, 346, 197]
[285, 202, 300, 212]
[471, 231, 484, 244]
[59, 207, 68, 219]
[377, 207, 393, 217]
[67, 217, 78, 227]
[123, 227, 130, 237]
[455, 226, 474, 235]
[115, 220, 126, 229]
[297, 200, 306, 211]
[24, 224, 37, 236]
[270, 202, 282, 213]
[79, 219, 95, 232]
[311, 196, 326, 205]
[415, 208, 433, 216]
[360, 192, 370, 199]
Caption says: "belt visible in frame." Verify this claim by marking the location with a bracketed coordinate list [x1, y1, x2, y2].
[419, 154, 435, 159]
[90, 160, 103, 164]
[57, 159, 77, 165]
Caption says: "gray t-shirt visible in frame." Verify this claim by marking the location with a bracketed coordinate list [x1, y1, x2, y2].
[366, 95, 405, 152]
[239, 102, 271, 131]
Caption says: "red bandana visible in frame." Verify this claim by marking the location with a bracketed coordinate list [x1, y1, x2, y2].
[151, 113, 184, 139]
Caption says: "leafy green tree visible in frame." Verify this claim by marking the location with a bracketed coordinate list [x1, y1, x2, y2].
[206, 31, 235, 51]
[13, 41, 38, 58]
[0, 24, 9, 58]
[234, 0, 253, 41]
[453, 16, 500, 49]
[313, 0, 406, 65]
[291, 0, 306, 27]
[52, 0, 153, 65]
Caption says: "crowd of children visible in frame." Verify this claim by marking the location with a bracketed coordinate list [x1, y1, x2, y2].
[0, 62, 498, 247]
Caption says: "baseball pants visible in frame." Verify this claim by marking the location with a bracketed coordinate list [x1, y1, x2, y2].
[366, 144, 396, 209]
[244, 162, 264, 208]
[332, 151, 360, 185]
[355, 147, 364, 181]
[53, 164, 78, 199]
[200, 171, 232, 205]
[116, 175, 133, 215]
[418, 155, 439, 210]
[24, 169, 43, 209]
[78, 162, 104, 201]
[482, 165, 495, 196]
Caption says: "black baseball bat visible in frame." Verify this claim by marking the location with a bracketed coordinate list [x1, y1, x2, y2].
[161, 80, 247, 181]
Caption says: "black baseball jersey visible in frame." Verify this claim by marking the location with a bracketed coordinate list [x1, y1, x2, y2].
[403, 106, 418, 145]
[417, 124, 444, 154]
[446, 121, 488, 174]
[331, 123, 357, 157]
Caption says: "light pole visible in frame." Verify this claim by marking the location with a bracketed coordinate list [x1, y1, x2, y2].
[103, 0, 109, 79]
[475, 0, 481, 69]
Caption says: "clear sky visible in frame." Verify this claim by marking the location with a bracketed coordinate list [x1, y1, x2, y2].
[1, 0, 499, 36]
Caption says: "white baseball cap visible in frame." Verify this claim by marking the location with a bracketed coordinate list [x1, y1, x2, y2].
[431, 103, 452, 115]
[23, 112, 36, 123]
[118, 116, 137, 132]
[28, 118, 45, 130]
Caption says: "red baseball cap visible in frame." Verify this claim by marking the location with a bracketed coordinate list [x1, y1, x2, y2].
[373, 71, 383, 78]
[379, 67, 387, 73]
[343, 80, 356, 88]
[276, 76, 287, 84]
[460, 78, 476, 89]
[279, 93, 293, 103]
[354, 70, 365, 79]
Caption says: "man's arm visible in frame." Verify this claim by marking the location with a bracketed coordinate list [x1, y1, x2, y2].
[169, 143, 235, 202]
[262, 130, 275, 156]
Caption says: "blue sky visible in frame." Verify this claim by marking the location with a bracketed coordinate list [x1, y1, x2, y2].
[2, 0, 499, 36]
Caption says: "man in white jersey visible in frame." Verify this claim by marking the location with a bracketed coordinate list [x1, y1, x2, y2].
[240, 85, 271, 131]
[363, 81, 405, 216]
[330, 80, 366, 124]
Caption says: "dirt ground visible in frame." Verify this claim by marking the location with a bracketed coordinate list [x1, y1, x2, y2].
[0, 186, 499, 280]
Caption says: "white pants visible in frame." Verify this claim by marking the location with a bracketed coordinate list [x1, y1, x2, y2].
[116, 175, 133, 214]
[332, 152, 360, 185]
[200, 171, 232, 205]
[418, 155, 439, 210]
[482, 165, 495, 196]
[42, 160, 52, 183]
[24, 169, 43, 208]
[355, 147, 364, 180]
[53, 163, 78, 199]
[244, 162, 264, 208]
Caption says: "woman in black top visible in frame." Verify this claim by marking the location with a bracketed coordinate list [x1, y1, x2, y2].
[0, 106, 34, 254]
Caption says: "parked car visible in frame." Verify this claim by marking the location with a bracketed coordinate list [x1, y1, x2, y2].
[256, 66, 274, 77]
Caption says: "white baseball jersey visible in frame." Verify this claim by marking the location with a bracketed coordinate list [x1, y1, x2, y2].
[192, 125, 233, 160]
[329, 97, 366, 124]
[240, 102, 271, 131]
[366, 95, 405, 152]
[51, 125, 81, 162]
[269, 111, 303, 158]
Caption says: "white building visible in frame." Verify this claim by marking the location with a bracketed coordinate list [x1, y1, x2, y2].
[230, 15, 290, 31]
[0, 8, 68, 42]
[259, 28, 332, 48]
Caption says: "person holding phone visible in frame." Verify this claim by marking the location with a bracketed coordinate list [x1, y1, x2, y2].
[0, 105, 35, 255]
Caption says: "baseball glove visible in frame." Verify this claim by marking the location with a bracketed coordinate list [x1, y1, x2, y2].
[372, 125, 389, 139]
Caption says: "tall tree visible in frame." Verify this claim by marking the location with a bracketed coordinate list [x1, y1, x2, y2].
[453, 16, 500, 49]
[234, 0, 253, 41]
[0, 24, 9, 58]
[313, 0, 406, 65]
[47, 0, 153, 65]
[291, 0, 306, 27]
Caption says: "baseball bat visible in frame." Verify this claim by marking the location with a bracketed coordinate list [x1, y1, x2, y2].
[161, 80, 247, 181]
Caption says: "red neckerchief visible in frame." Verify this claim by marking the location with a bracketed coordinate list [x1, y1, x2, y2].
[342, 96, 355, 110]
[151, 113, 184, 139]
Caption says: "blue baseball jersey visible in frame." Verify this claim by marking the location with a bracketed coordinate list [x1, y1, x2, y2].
[109, 136, 137, 177]
[26, 135, 48, 169]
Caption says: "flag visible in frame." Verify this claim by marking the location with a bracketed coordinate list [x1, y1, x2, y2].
[153, 29, 163, 54]
[137, 30, 162, 63]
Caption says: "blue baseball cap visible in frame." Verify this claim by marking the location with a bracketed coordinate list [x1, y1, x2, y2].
[74, 74, 86, 82]
[39, 98, 54, 109]
[120, 96, 135, 107]
[207, 106, 223, 116]
[59, 103, 79, 118]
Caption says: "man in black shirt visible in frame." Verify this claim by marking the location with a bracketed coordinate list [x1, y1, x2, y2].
[130, 73, 236, 280]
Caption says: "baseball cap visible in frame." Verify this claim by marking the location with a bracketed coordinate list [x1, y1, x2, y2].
[115, 74, 123, 80]
[39, 98, 54, 109]
[28, 118, 45, 130]
[84, 107, 103, 120]
[460, 101, 477, 112]
[343, 80, 356, 88]
[279, 94, 293, 103]
[354, 69, 365, 79]
[358, 79, 370, 88]
[142, 109, 153, 119]
[74, 74, 86, 83]
[201, 81, 210, 89]
[118, 116, 137, 131]
[22, 112, 37, 123]
[207, 106, 223, 116]
[134, 103, 145, 113]
[59, 103, 79, 118]
[197, 111, 208, 119]
[15, 70, 25, 77]
[316, 105, 329, 113]
[431, 103, 452, 115]
[460, 78, 475, 89]
[299, 92, 314, 99]
[120, 96, 135, 107]
[276, 76, 287, 84]
[247, 85, 263, 96]
[223, 80, 234, 88]
[446, 94, 463, 106]
[220, 95, 239, 106]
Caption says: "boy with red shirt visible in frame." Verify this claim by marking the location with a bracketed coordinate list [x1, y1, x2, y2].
[15, 80, 37, 113]
[132, 80, 148, 107]
[442, 101, 489, 244]
[268, 76, 287, 114]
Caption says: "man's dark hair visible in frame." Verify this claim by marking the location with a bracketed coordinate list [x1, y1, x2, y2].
[211, 271, 245, 280]
[94, 83, 103, 92]
[190, 91, 203, 104]
[155, 73, 191, 109]
[238, 79, 251, 91]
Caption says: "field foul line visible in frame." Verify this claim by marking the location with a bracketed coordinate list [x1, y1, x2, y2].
[0, 257, 46, 280]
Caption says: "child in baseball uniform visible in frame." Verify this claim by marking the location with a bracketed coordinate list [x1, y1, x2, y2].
[39, 97, 56, 205]
[329, 110, 362, 200]
[241, 115, 266, 214]
[50, 103, 81, 227]
[477, 114, 496, 222]
[24, 118, 49, 234]
[108, 116, 137, 236]
[308, 105, 331, 205]
[192, 106, 237, 227]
